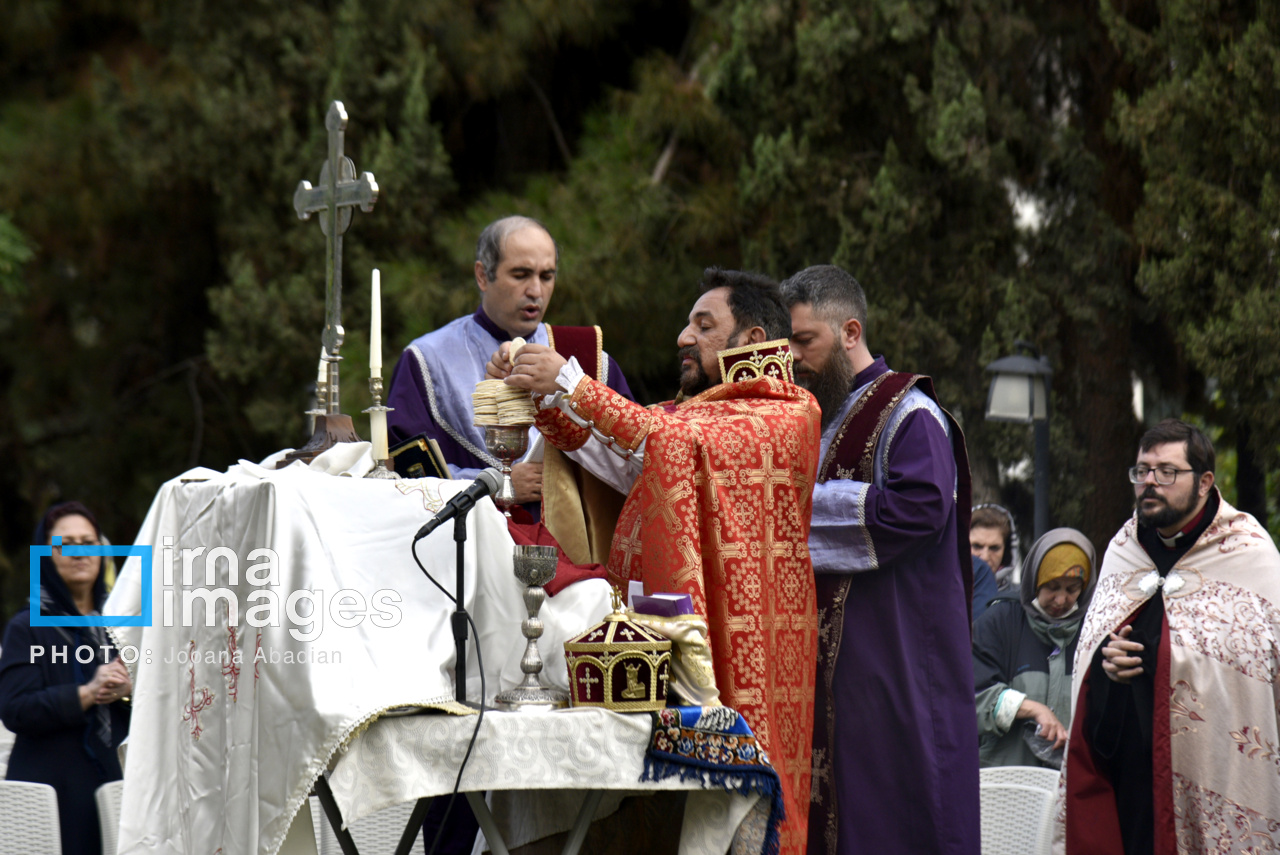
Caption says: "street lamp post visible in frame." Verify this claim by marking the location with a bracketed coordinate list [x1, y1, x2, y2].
[984, 341, 1053, 541]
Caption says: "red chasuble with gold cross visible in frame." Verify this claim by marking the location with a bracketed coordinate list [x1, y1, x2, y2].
[535, 352, 820, 855]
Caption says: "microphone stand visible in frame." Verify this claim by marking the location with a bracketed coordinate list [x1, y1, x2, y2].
[452, 510, 483, 709]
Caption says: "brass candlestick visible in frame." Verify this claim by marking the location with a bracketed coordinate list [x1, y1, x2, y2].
[364, 376, 398, 479]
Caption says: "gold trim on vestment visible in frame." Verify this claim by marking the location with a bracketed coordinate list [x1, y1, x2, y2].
[817, 372, 894, 482]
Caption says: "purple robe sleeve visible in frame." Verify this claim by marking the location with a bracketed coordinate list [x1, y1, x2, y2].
[604, 355, 634, 401]
[810, 408, 956, 573]
[386, 348, 488, 475]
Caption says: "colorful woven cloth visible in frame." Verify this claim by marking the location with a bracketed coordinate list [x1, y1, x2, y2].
[642, 705, 784, 855]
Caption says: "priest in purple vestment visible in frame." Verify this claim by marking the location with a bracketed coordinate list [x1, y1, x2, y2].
[386, 215, 633, 499]
[781, 265, 979, 855]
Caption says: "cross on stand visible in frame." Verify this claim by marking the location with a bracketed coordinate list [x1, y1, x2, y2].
[281, 100, 380, 467]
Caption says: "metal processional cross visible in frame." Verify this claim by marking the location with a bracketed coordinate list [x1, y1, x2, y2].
[282, 101, 380, 466]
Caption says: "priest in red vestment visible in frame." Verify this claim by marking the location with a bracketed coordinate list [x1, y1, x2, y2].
[491, 268, 820, 855]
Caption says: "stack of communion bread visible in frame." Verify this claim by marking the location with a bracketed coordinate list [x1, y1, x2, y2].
[473, 336, 536, 426]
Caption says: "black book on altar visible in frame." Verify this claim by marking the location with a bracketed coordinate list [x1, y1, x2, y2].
[389, 433, 451, 480]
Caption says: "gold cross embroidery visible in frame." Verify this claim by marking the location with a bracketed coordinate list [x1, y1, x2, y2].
[752, 512, 793, 568]
[615, 517, 644, 569]
[642, 477, 693, 532]
[725, 402, 772, 438]
[668, 536, 704, 589]
[741, 445, 792, 511]
[693, 468, 738, 513]
[710, 520, 748, 563]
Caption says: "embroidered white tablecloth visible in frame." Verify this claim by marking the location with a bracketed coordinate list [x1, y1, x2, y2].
[327, 707, 758, 855]
[104, 444, 613, 855]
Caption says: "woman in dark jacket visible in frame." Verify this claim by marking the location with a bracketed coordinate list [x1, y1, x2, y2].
[973, 527, 1096, 769]
[0, 502, 131, 855]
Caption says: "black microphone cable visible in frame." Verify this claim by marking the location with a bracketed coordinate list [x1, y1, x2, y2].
[412, 537, 487, 855]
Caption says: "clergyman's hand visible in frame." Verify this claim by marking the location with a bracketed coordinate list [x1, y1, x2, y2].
[504, 344, 568, 396]
[1101, 625, 1145, 683]
[486, 343, 514, 380]
[510, 462, 543, 504]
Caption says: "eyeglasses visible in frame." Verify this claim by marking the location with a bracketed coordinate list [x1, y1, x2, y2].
[1128, 465, 1196, 486]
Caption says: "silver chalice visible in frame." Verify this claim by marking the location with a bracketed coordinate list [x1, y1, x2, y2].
[494, 545, 570, 711]
[483, 424, 529, 517]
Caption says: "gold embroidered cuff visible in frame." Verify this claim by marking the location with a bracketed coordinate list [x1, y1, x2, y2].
[534, 406, 590, 451]
[569, 378, 653, 452]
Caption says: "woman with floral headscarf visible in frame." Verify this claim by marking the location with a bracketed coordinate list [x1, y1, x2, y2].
[0, 502, 131, 855]
[973, 527, 1096, 769]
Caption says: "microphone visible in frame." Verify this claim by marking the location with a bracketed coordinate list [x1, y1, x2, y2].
[413, 468, 504, 541]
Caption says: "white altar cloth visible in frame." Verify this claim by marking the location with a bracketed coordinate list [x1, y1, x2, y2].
[104, 445, 612, 855]
[327, 707, 759, 855]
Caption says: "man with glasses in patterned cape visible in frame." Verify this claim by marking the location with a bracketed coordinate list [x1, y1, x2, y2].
[1061, 418, 1280, 854]
[493, 268, 820, 855]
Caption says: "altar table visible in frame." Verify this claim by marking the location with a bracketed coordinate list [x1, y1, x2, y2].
[326, 707, 760, 855]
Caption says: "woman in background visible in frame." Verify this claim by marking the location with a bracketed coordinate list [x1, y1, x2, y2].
[973, 527, 1095, 769]
[0, 501, 131, 855]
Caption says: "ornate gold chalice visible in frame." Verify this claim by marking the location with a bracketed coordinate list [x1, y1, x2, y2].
[494, 545, 570, 711]
[483, 425, 529, 517]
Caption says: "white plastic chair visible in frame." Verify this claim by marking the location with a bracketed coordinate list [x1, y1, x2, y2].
[979, 764, 1060, 794]
[979, 782, 1054, 855]
[317, 798, 422, 855]
[0, 780, 62, 855]
[96, 780, 124, 855]
[0, 721, 15, 778]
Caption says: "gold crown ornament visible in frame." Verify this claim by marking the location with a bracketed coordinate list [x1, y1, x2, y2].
[716, 339, 796, 385]
[563, 588, 672, 712]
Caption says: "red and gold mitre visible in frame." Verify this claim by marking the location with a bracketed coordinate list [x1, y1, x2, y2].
[716, 339, 795, 385]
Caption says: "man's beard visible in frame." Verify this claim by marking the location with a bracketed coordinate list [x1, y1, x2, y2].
[795, 343, 856, 428]
[678, 344, 713, 397]
[1136, 485, 1198, 530]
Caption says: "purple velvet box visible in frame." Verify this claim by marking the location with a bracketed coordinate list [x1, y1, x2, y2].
[632, 592, 695, 617]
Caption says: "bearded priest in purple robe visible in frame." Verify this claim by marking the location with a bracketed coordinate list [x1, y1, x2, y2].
[781, 265, 979, 855]
[386, 215, 633, 500]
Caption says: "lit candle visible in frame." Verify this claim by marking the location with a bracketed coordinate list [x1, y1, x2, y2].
[370, 268, 382, 375]
[370, 408, 389, 462]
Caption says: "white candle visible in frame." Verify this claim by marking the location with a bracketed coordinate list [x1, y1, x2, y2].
[370, 407, 389, 462]
[317, 347, 328, 386]
[370, 268, 382, 375]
